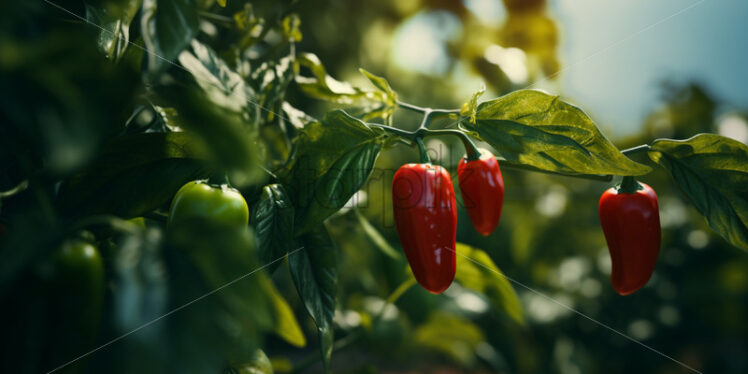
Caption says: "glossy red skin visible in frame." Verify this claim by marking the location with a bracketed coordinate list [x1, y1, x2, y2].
[457, 150, 505, 236]
[392, 163, 457, 294]
[598, 183, 661, 295]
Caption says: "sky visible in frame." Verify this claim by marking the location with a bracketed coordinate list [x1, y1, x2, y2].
[552, 0, 748, 136]
[393, 0, 748, 137]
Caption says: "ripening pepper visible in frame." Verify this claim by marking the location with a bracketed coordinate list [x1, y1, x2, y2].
[392, 163, 457, 294]
[598, 177, 661, 295]
[457, 149, 505, 236]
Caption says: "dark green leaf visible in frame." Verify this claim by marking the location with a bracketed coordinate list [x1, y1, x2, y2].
[648, 134, 748, 251]
[57, 133, 206, 218]
[141, 0, 199, 76]
[284, 110, 385, 232]
[462, 89, 651, 176]
[152, 84, 264, 186]
[178, 40, 252, 113]
[253, 184, 294, 269]
[454, 243, 524, 324]
[289, 226, 338, 373]
[166, 221, 275, 371]
[86, 0, 143, 61]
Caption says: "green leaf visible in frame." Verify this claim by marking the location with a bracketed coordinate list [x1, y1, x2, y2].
[266, 281, 307, 348]
[648, 134, 748, 251]
[178, 40, 251, 113]
[281, 102, 316, 129]
[166, 221, 275, 370]
[460, 85, 485, 124]
[295, 53, 387, 110]
[462, 89, 651, 176]
[281, 14, 302, 42]
[86, 0, 143, 61]
[57, 133, 206, 218]
[289, 226, 338, 373]
[141, 0, 199, 76]
[284, 110, 385, 233]
[359, 68, 397, 123]
[454, 243, 524, 325]
[152, 84, 264, 187]
[253, 184, 294, 268]
[413, 312, 485, 367]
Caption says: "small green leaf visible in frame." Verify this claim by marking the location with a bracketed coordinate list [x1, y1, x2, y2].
[253, 184, 294, 269]
[649, 134, 748, 251]
[141, 0, 199, 76]
[86, 0, 143, 61]
[454, 243, 524, 325]
[461, 85, 485, 124]
[281, 102, 316, 129]
[289, 226, 338, 373]
[462, 89, 651, 176]
[359, 68, 397, 101]
[281, 14, 302, 42]
[284, 110, 385, 232]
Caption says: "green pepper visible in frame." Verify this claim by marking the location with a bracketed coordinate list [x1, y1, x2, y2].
[168, 180, 249, 229]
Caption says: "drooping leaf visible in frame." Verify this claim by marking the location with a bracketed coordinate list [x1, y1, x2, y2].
[461, 89, 651, 176]
[253, 184, 294, 270]
[358, 68, 397, 123]
[141, 0, 199, 76]
[284, 110, 385, 233]
[648, 134, 748, 251]
[56, 132, 206, 218]
[266, 282, 307, 348]
[454, 243, 524, 324]
[289, 226, 338, 373]
[86, 0, 143, 61]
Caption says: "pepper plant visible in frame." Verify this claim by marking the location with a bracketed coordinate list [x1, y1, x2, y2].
[1, 1, 747, 373]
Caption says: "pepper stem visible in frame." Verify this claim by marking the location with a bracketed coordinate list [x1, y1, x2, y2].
[208, 173, 230, 187]
[618, 176, 642, 194]
[415, 137, 431, 163]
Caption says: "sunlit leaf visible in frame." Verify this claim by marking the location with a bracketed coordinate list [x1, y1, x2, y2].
[454, 243, 524, 324]
[284, 110, 386, 233]
[266, 281, 307, 348]
[462, 89, 651, 176]
[85, 0, 143, 61]
[649, 134, 748, 251]
[413, 312, 485, 367]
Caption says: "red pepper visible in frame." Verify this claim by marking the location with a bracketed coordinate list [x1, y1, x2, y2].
[457, 149, 505, 236]
[392, 163, 457, 294]
[598, 177, 661, 295]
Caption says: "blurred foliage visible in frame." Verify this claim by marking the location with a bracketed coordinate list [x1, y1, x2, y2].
[1, 1, 748, 374]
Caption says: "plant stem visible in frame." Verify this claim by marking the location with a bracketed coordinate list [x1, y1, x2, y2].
[621, 144, 651, 156]
[419, 129, 481, 161]
[618, 176, 642, 194]
[415, 137, 431, 163]
[396, 100, 460, 119]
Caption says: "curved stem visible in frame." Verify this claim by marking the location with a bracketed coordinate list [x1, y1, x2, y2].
[420, 129, 481, 161]
[415, 137, 431, 163]
[396, 100, 460, 118]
